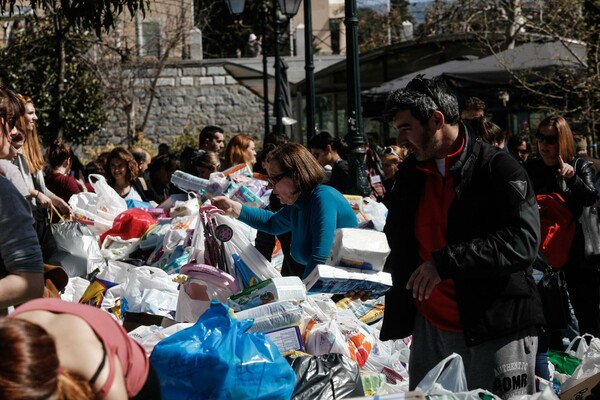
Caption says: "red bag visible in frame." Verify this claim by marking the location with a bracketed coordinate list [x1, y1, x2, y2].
[99, 208, 156, 245]
[537, 193, 575, 268]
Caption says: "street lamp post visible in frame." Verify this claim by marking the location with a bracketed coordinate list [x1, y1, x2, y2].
[344, 0, 370, 196]
[273, 3, 284, 135]
[303, 0, 317, 143]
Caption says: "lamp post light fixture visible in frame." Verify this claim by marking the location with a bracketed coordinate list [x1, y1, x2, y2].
[277, 0, 302, 17]
[226, 0, 246, 16]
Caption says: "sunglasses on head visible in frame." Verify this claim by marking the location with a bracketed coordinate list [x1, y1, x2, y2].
[535, 133, 558, 145]
[383, 147, 400, 158]
[406, 75, 440, 109]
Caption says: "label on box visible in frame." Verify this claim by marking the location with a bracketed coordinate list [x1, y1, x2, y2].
[265, 325, 304, 354]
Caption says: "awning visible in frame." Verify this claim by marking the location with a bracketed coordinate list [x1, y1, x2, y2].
[362, 40, 587, 103]
[223, 62, 277, 105]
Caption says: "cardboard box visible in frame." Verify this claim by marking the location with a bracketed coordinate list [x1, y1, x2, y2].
[303, 264, 393, 298]
[559, 371, 600, 400]
[265, 325, 304, 354]
[327, 228, 390, 271]
[123, 312, 177, 333]
[227, 276, 306, 311]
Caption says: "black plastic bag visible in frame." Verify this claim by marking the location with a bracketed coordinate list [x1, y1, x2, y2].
[534, 253, 571, 330]
[288, 353, 364, 400]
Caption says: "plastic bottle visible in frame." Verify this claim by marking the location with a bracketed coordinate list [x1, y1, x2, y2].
[170, 170, 209, 192]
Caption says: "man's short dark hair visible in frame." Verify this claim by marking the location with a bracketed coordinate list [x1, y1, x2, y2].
[132, 149, 147, 164]
[199, 125, 224, 146]
[461, 97, 486, 113]
[384, 75, 460, 125]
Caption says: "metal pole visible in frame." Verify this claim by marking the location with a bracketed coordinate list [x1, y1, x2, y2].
[261, 0, 269, 138]
[273, 2, 283, 134]
[344, 0, 370, 196]
[304, 0, 317, 144]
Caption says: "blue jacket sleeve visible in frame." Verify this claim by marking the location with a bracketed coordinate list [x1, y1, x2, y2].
[305, 192, 342, 276]
[239, 204, 293, 236]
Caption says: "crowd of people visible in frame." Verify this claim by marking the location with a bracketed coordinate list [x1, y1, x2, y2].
[0, 72, 598, 399]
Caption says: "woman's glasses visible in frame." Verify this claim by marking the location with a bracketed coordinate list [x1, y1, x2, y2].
[1, 114, 17, 130]
[535, 133, 558, 145]
[382, 147, 400, 158]
[267, 171, 290, 188]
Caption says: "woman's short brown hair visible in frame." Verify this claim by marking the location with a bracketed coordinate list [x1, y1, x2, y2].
[267, 143, 325, 195]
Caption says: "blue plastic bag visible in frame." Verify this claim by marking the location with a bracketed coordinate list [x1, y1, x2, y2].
[150, 301, 295, 400]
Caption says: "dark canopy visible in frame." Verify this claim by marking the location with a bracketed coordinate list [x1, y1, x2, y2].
[362, 40, 586, 106]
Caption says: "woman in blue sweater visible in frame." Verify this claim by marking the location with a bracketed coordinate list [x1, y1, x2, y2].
[212, 143, 357, 278]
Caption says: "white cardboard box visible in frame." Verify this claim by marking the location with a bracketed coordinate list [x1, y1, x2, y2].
[327, 228, 391, 271]
[303, 264, 393, 298]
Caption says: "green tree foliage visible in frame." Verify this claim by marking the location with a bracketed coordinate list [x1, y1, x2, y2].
[0, 0, 148, 35]
[358, 0, 412, 52]
[417, 0, 600, 141]
[0, 16, 105, 145]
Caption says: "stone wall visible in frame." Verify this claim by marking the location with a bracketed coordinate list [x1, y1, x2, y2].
[96, 58, 266, 149]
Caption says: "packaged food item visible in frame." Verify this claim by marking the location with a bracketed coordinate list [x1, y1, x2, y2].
[303, 264, 392, 298]
[327, 228, 391, 271]
[227, 276, 307, 312]
[235, 300, 303, 333]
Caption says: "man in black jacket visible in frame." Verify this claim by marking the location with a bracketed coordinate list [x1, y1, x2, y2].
[381, 75, 544, 399]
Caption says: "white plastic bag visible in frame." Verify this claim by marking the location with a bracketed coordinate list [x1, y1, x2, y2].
[416, 353, 501, 400]
[562, 335, 600, 392]
[174, 264, 238, 323]
[565, 334, 600, 360]
[304, 319, 353, 360]
[215, 213, 280, 288]
[49, 220, 106, 277]
[69, 174, 128, 235]
[96, 260, 136, 285]
[361, 197, 388, 232]
[122, 267, 178, 314]
[416, 353, 469, 395]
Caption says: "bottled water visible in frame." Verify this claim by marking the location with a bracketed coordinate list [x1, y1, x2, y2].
[170, 170, 209, 192]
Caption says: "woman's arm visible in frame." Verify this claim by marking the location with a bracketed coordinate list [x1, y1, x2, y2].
[568, 158, 599, 208]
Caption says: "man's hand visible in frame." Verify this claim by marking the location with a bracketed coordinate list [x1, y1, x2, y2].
[406, 260, 441, 301]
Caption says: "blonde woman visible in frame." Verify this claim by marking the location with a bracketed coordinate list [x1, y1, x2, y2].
[13, 95, 70, 215]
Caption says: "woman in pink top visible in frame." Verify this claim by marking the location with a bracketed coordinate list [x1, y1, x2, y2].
[4, 298, 160, 399]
